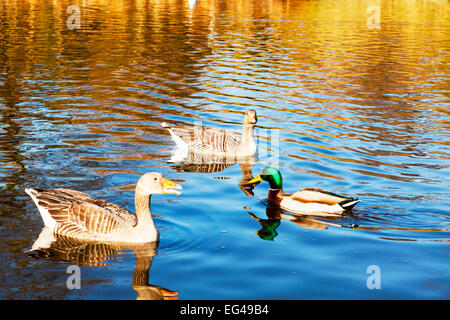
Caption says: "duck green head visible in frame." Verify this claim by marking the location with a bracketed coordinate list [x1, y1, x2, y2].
[248, 167, 283, 190]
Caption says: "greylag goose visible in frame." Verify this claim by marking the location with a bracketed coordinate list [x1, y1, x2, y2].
[25, 173, 182, 243]
[161, 109, 257, 157]
[247, 167, 360, 215]
[28, 231, 179, 300]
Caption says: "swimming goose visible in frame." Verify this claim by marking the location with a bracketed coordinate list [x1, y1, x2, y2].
[25, 173, 182, 243]
[161, 109, 257, 157]
[247, 167, 360, 215]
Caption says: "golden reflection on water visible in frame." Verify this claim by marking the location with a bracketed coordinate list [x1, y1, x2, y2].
[0, 0, 447, 199]
[1, 1, 447, 170]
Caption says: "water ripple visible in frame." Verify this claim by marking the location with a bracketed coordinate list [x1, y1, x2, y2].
[0, 0, 448, 299]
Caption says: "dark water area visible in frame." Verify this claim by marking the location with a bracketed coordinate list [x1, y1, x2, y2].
[0, 0, 448, 299]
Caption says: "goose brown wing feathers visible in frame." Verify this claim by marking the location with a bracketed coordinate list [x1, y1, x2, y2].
[166, 124, 241, 153]
[31, 188, 136, 238]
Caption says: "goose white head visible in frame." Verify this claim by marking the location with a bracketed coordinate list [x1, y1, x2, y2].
[244, 109, 257, 125]
[135, 173, 182, 196]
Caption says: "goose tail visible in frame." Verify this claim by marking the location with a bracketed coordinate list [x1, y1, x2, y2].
[25, 187, 57, 229]
[161, 122, 189, 150]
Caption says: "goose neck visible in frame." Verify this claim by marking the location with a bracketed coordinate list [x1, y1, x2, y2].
[242, 124, 255, 141]
[135, 193, 154, 228]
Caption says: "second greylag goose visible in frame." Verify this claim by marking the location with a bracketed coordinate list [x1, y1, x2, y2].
[25, 173, 182, 243]
[161, 109, 257, 157]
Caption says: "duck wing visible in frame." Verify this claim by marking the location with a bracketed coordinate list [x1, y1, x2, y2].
[27, 188, 136, 238]
[290, 188, 358, 207]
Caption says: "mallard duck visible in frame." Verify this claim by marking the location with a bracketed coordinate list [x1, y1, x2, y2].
[161, 109, 257, 157]
[247, 167, 360, 215]
[25, 173, 182, 243]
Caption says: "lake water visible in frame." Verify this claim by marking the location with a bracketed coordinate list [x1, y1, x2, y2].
[0, 0, 448, 300]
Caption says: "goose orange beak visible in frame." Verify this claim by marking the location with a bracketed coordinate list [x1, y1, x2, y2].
[163, 178, 182, 195]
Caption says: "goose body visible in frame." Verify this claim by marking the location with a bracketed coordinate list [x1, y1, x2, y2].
[248, 167, 360, 215]
[25, 173, 182, 243]
[161, 109, 257, 157]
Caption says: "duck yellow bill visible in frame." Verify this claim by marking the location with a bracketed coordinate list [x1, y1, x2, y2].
[247, 175, 262, 185]
[163, 178, 182, 195]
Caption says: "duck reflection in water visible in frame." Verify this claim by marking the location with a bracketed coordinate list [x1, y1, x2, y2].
[27, 228, 178, 300]
[248, 206, 358, 241]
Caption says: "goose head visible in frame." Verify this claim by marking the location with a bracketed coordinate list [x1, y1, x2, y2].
[136, 173, 182, 196]
[244, 109, 257, 125]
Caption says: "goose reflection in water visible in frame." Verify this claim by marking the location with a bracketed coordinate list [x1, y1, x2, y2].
[248, 206, 358, 241]
[27, 228, 178, 300]
[170, 150, 259, 196]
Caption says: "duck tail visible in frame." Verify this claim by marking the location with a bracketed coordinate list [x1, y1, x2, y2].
[339, 198, 360, 210]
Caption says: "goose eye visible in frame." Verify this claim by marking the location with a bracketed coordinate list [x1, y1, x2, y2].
[154, 177, 157, 181]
